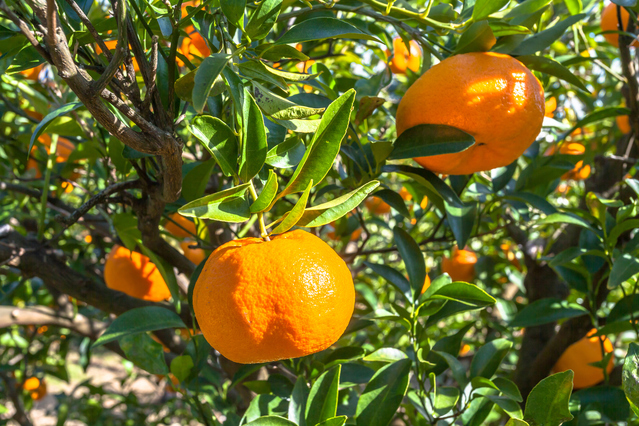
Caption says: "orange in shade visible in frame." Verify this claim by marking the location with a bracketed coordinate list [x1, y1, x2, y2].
[23, 377, 47, 400]
[96, 40, 141, 72]
[545, 142, 591, 181]
[19, 64, 44, 81]
[442, 246, 477, 282]
[26, 135, 78, 192]
[165, 212, 197, 238]
[365, 196, 391, 215]
[104, 244, 171, 302]
[386, 37, 421, 74]
[181, 239, 206, 265]
[552, 328, 615, 389]
[177, 26, 210, 66]
[600, 3, 638, 48]
[617, 115, 632, 134]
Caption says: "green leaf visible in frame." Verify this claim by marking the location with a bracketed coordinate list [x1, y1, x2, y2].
[609, 253, 639, 289]
[120, 333, 169, 375]
[362, 348, 408, 362]
[190, 115, 239, 178]
[251, 170, 279, 213]
[265, 136, 306, 168]
[373, 189, 410, 218]
[297, 181, 380, 227]
[454, 20, 497, 54]
[220, 0, 245, 26]
[434, 387, 460, 416]
[316, 417, 347, 426]
[428, 282, 496, 307]
[276, 17, 382, 45]
[182, 160, 216, 202]
[470, 339, 512, 379]
[253, 83, 324, 120]
[175, 69, 225, 102]
[245, 417, 297, 426]
[289, 377, 309, 426]
[305, 365, 341, 426]
[245, 0, 283, 40]
[28, 102, 83, 154]
[493, 377, 523, 402]
[504, 0, 551, 18]
[509, 298, 589, 327]
[517, 55, 588, 92]
[445, 201, 477, 249]
[389, 124, 475, 160]
[271, 180, 312, 235]
[536, 213, 597, 234]
[623, 343, 639, 417]
[257, 44, 310, 62]
[382, 165, 463, 208]
[240, 88, 268, 182]
[193, 54, 231, 114]
[564, 0, 582, 14]
[279, 89, 355, 198]
[140, 246, 181, 311]
[393, 226, 427, 300]
[564, 107, 630, 137]
[355, 359, 411, 426]
[238, 61, 289, 93]
[273, 118, 321, 133]
[505, 419, 530, 426]
[484, 395, 523, 419]
[489, 22, 532, 37]
[113, 212, 142, 251]
[170, 355, 194, 383]
[365, 262, 412, 301]
[473, 0, 509, 20]
[523, 371, 574, 426]
[511, 14, 586, 55]
[93, 306, 186, 347]
[179, 184, 251, 222]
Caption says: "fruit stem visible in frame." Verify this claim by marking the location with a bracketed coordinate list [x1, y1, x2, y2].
[248, 181, 271, 241]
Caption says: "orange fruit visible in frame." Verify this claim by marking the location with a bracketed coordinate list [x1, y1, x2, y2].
[178, 26, 210, 66]
[420, 275, 431, 294]
[552, 328, 614, 389]
[295, 59, 315, 93]
[104, 245, 171, 302]
[180, 239, 206, 264]
[386, 37, 421, 74]
[19, 64, 44, 81]
[600, 3, 638, 48]
[546, 142, 591, 181]
[545, 97, 557, 117]
[165, 212, 197, 238]
[399, 187, 412, 201]
[459, 343, 471, 356]
[26, 135, 78, 192]
[396, 52, 544, 175]
[327, 226, 362, 242]
[96, 40, 140, 72]
[365, 196, 391, 215]
[24, 108, 43, 121]
[23, 377, 47, 400]
[500, 243, 521, 271]
[442, 246, 477, 282]
[617, 115, 631, 134]
[193, 230, 355, 364]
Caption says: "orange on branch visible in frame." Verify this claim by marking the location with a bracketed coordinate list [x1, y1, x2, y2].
[546, 142, 591, 181]
[420, 275, 431, 294]
[552, 329, 614, 389]
[104, 245, 171, 302]
[178, 26, 211, 66]
[617, 115, 632, 134]
[396, 52, 544, 175]
[386, 37, 421, 74]
[193, 230, 355, 364]
[96, 40, 140, 72]
[601, 3, 638, 48]
[181, 239, 206, 265]
[365, 196, 391, 215]
[23, 377, 47, 400]
[442, 246, 477, 282]
[545, 97, 557, 117]
[165, 212, 197, 238]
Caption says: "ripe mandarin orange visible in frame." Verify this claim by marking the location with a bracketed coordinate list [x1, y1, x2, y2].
[96, 40, 140, 72]
[23, 377, 47, 400]
[178, 26, 210, 66]
[442, 246, 477, 282]
[180, 239, 206, 264]
[104, 245, 171, 302]
[26, 135, 78, 192]
[600, 3, 638, 48]
[386, 37, 421, 74]
[396, 52, 544, 175]
[617, 115, 632, 134]
[165, 212, 197, 238]
[365, 196, 391, 215]
[546, 142, 591, 181]
[552, 328, 614, 388]
[545, 97, 557, 117]
[193, 230, 355, 364]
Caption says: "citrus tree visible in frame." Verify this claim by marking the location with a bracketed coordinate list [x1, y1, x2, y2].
[0, 0, 638, 423]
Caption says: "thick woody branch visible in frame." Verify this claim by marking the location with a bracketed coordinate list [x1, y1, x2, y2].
[61, 0, 112, 61]
[618, 7, 639, 135]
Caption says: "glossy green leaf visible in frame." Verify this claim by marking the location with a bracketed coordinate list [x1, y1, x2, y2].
[289, 377, 309, 426]
[220, 0, 245, 26]
[93, 306, 186, 347]
[355, 359, 411, 426]
[179, 184, 251, 222]
[509, 298, 589, 327]
[493, 377, 523, 402]
[470, 339, 512, 379]
[517, 55, 588, 92]
[505, 419, 530, 426]
[273, 118, 321, 133]
[297, 181, 380, 227]
[113, 213, 142, 251]
[511, 14, 586, 55]
[434, 387, 460, 416]
[175, 69, 225, 102]
[140, 246, 181, 311]
[279, 89, 355, 198]
[182, 160, 216, 202]
[523, 371, 574, 426]
[393, 226, 427, 299]
[454, 20, 497, 54]
[276, 18, 381, 45]
[170, 355, 194, 383]
[265, 136, 306, 168]
[257, 44, 310, 61]
[362, 347, 408, 362]
[536, 213, 597, 234]
[251, 170, 278, 213]
[609, 253, 639, 289]
[565, 0, 582, 13]
[564, 107, 630, 137]
[28, 102, 83, 154]
[193, 54, 231, 114]
[253, 82, 324, 120]
[316, 416, 347, 426]
[190, 115, 239, 178]
[245, 0, 283, 40]
[238, 61, 289, 93]
[445, 201, 477, 249]
[271, 180, 312, 235]
[485, 395, 523, 419]
[428, 282, 496, 307]
[382, 165, 463, 208]
[473, 0, 509, 20]
[390, 124, 475, 160]
[305, 365, 340, 426]
[364, 262, 412, 301]
[120, 333, 169, 375]
[240, 88, 268, 182]
[245, 417, 297, 426]
[623, 343, 639, 417]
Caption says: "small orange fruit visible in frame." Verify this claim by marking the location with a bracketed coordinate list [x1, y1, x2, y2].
[180, 239, 206, 265]
[295, 59, 315, 93]
[19, 64, 44, 81]
[386, 37, 421, 74]
[459, 343, 471, 356]
[193, 230, 355, 364]
[178, 26, 211, 66]
[96, 40, 140, 72]
[104, 245, 171, 302]
[546, 143, 591, 181]
[421, 275, 431, 294]
[600, 3, 638, 48]
[365, 196, 391, 215]
[617, 115, 632, 134]
[545, 97, 557, 117]
[500, 243, 521, 271]
[26, 135, 78, 192]
[396, 52, 544, 175]
[552, 328, 614, 389]
[23, 377, 47, 400]
[165, 212, 197, 238]
[442, 246, 477, 282]
[399, 187, 412, 201]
